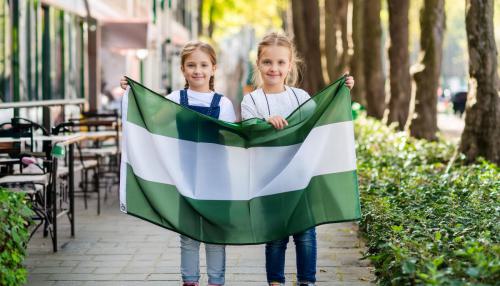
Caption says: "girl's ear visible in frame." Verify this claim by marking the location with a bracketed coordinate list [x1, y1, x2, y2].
[212, 64, 217, 75]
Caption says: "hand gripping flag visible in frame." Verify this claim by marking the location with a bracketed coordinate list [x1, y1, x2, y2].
[119, 76, 361, 244]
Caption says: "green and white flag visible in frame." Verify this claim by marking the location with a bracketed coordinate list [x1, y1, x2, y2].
[119, 76, 360, 244]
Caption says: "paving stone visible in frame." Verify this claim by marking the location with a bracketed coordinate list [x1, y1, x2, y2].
[54, 281, 85, 286]
[82, 282, 178, 286]
[146, 273, 182, 281]
[31, 267, 73, 274]
[121, 266, 159, 274]
[77, 260, 129, 267]
[94, 267, 123, 274]
[92, 254, 134, 261]
[71, 267, 96, 274]
[47, 274, 116, 281]
[27, 281, 55, 286]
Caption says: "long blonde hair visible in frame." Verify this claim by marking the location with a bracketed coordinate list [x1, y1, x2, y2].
[180, 41, 217, 91]
[253, 32, 303, 88]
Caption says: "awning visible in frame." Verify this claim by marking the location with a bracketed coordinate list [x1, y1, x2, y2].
[40, 0, 149, 23]
[101, 22, 148, 50]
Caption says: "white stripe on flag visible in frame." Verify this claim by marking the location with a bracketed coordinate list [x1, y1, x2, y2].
[124, 120, 356, 200]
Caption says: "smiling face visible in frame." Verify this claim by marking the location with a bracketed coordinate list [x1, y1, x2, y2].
[181, 49, 216, 92]
[257, 45, 292, 91]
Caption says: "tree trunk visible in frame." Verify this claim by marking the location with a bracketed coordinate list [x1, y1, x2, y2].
[387, 0, 411, 130]
[291, 0, 325, 94]
[325, 0, 349, 82]
[207, 0, 215, 38]
[197, 0, 203, 36]
[349, 0, 365, 105]
[409, 0, 445, 140]
[459, 0, 500, 164]
[363, 0, 385, 119]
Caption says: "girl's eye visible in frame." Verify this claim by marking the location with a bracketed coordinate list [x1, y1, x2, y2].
[262, 60, 271, 65]
[279, 60, 286, 65]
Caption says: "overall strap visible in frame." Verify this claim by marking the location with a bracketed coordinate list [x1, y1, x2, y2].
[210, 93, 222, 108]
[206, 93, 222, 118]
[180, 89, 189, 106]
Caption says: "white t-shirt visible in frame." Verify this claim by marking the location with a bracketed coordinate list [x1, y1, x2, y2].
[241, 86, 311, 120]
[167, 89, 237, 123]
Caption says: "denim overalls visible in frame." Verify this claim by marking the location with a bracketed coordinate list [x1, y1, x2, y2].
[178, 88, 226, 286]
[180, 88, 222, 119]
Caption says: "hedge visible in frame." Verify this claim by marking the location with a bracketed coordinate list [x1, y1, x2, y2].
[0, 188, 33, 286]
[355, 115, 499, 285]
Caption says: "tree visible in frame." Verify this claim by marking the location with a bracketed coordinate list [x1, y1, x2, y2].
[459, 0, 500, 164]
[199, 0, 286, 42]
[387, 0, 411, 130]
[291, 0, 324, 94]
[349, 0, 365, 105]
[409, 0, 445, 140]
[325, 0, 349, 82]
[197, 0, 203, 36]
[363, 0, 385, 119]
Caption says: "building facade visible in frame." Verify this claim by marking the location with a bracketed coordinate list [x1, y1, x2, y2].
[0, 0, 198, 119]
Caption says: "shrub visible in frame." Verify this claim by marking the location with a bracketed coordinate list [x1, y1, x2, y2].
[355, 115, 500, 285]
[0, 188, 34, 286]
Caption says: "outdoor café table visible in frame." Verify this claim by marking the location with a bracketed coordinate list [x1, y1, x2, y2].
[0, 134, 83, 252]
[36, 134, 84, 251]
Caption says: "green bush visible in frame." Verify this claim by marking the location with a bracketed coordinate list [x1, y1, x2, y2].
[0, 188, 34, 286]
[355, 115, 500, 285]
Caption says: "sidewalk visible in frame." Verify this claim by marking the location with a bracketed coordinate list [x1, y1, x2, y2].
[437, 112, 465, 142]
[25, 191, 375, 285]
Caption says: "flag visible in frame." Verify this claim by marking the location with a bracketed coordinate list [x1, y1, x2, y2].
[119, 76, 360, 244]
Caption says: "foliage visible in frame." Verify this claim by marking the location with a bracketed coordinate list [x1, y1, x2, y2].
[355, 115, 500, 285]
[0, 189, 34, 286]
[201, 0, 287, 40]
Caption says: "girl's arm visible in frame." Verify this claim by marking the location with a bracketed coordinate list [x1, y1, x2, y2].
[219, 98, 237, 122]
[120, 76, 128, 90]
[267, 116, 288, 129]
[345, 75, 355, 89]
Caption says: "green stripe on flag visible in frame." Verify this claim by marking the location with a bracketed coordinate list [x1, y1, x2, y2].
[125, 164, 360, 245]
[125, 76, 352, 147]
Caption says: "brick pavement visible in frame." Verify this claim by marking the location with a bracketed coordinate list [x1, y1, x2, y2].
[25, 191, 375, 285]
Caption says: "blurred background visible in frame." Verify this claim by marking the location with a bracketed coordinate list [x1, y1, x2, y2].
[0, 0, 499, 137]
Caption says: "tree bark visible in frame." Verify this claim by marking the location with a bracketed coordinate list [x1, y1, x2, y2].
[349, 0, 365, 105]
[387, 0, 411, 130]
[409, 0, 445, 140]
[325, 0, 349, 82]
[459, 0, 500, 164]
[363, 0, 385, 119]
[207, 0, 215, 38]
[197, 0, 203, 36]
[291, 0, 325, 94]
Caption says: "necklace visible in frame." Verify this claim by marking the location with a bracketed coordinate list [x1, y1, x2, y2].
[261, 87, 301, 118]
[261, 89, 272, 117]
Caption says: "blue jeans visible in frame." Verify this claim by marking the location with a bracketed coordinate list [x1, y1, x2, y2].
[265, 228, 317, 284]
[180, 235, 226, 285]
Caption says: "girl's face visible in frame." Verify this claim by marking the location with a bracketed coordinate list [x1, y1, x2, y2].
[257, 45, 292, 89]
[181, 49, 216, 91]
